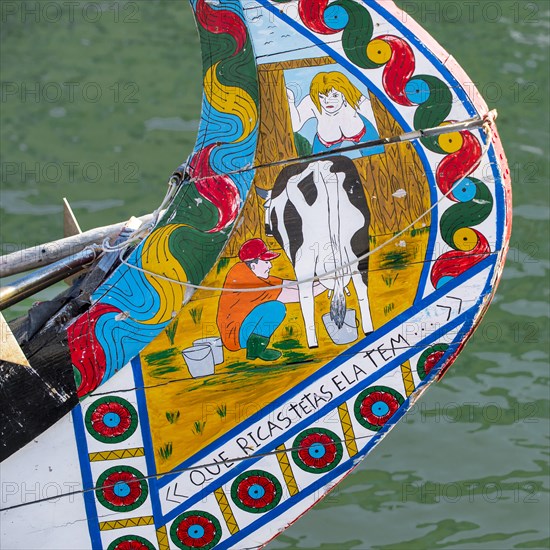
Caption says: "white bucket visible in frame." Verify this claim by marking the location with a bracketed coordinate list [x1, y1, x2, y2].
[182, 344, 215, 378]
[193, 337, 224, 365]
[322, 309, 358, 345]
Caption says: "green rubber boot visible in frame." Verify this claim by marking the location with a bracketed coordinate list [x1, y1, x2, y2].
[246, 334, 282, 361]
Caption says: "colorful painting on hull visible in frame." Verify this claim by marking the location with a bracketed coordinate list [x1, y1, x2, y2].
[1, 1, 511, 549]
[67, 0, 260, 399]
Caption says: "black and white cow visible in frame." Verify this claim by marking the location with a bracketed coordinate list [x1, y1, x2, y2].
[260, 155, 373, 348]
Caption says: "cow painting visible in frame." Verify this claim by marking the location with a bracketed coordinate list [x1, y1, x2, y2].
[259, 155, 374, 348]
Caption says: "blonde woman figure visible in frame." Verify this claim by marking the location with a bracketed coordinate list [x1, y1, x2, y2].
[287, 71, 383, 155]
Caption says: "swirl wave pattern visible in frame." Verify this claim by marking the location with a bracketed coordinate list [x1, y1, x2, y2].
[68, 0, 259, 397]
[19, 3, 510, 550]
[273, 0, 492, 287]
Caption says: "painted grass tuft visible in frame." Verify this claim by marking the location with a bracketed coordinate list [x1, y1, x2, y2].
[144, 347, 179, 367]
[166, 410, 180, 424]
[381, 250, 410, 271]
[216, 404, 227, 418]
[192, 420, 206, 435]
[158, 442, 173, 460]
[189, 306, 203, 325]
[165, 319, 179, 345]
[217, 257, 231, 274]
[382, 273, 399, 287]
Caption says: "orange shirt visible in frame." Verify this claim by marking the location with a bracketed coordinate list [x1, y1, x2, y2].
[217, 262, 282, 351]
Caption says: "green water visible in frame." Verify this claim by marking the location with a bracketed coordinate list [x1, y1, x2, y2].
[1, 1, 548, 548]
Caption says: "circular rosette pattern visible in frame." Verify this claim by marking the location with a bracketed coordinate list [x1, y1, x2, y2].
[107, 535, 156, 550]
[354, 386, 405, 431]
[95, 466, 148, 512]
[85, 396, 138, 443]
[170, 510, 222, 550]
[292, 428, 343, 474]
[231, 469, 283, 514]
[417, 343, 450, 380]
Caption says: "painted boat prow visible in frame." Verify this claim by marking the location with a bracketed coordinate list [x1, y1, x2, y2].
[1, 1, 512, 549]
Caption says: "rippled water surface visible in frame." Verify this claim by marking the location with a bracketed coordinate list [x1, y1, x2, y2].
[1, 1, 548, 548]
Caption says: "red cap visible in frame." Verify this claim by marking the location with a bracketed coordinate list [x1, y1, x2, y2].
[239, 239, 280, 262]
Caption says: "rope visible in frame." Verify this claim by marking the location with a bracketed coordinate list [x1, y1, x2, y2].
[116, 111, 496, 293]
[0, 116, 498, 515]
[97, 114, 491, 258]
[0, 422, 414, 513]
[1, 118, 497, 514]
[100, 165, 187, 253]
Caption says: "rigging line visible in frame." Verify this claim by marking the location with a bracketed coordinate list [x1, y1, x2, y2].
[114, 117, 493, 294]
[104, 112, 491, 246]
[100, 175, 182, 254]
[244, 115, 488, 172]
[198, 114, 491, 183]
[87, 329, 486, 398]
[0, 416, 423, 513]
[181, 114, 490, 185]
[99, 248, 496, 325]
[100, 111, 493, 256]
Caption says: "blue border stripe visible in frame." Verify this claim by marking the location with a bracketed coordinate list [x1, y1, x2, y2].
[366, 0, 477, 118]
[71, 405, 102, 550]
[490, 146, 506, 252]
[161, 255, 496, 523]
[213, 276, 494, 549]
[251, 0, 503, 344]
[131, 356, 164, 525]
[158, 253, 496, 490]
[215, 384, 419, 550]
[216, 341, 468, 549]
[162, 302, 474, 524]
[155, 0, 506, 488]
[365, 0, 506, 252]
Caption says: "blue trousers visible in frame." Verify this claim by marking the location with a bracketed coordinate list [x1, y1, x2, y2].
[239, 301, 286, 349]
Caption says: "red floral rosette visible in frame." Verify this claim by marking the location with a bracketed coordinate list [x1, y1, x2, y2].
[292, 428, 344, 473]
[107, 535, 155, 550]
[354, 386, 405, 431]
[231, 470, 282, 513]
[96, 466, 148, 512]
[237, 474, 276, 509]
[417, 344, 450, 380]
[177, 514, 216, 547]
[85, 396, 138, 443]
[92, 401, 132, 437]
[170, 510, 222, 550]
